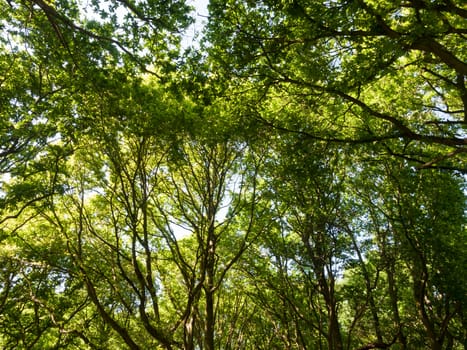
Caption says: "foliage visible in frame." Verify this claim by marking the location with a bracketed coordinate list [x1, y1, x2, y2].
[0, 0, 466, 349]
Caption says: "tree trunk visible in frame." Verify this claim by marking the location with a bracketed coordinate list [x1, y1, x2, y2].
[204, 221, 216, 350]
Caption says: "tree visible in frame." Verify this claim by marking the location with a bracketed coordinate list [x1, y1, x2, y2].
[343, 154, 467, 349]
[1, 0, 466, 349]
[3, 77, 267, 348]
[205, 0, 466, 171]
[153, 136, 264, 350]
[1, 0, 193, 223]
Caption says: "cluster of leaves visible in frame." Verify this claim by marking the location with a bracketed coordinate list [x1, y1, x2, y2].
[1, 0, 466, 349]
[206, 0, 467, 171]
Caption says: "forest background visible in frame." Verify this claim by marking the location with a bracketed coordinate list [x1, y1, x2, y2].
[0, 0, 466, 349]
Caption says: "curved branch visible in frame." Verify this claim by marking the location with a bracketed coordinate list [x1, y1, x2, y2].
[29, 0, 162, 78]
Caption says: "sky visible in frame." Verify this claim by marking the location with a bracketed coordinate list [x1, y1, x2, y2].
[182, 0, 210, 49]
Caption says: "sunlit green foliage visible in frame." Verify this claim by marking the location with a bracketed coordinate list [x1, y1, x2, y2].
[1, 0, 466, 349]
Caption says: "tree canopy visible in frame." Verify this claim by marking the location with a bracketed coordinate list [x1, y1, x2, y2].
[1, 1, 466, 349]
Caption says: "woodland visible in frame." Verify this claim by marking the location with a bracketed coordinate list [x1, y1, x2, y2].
[0, 0, 466, 349]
